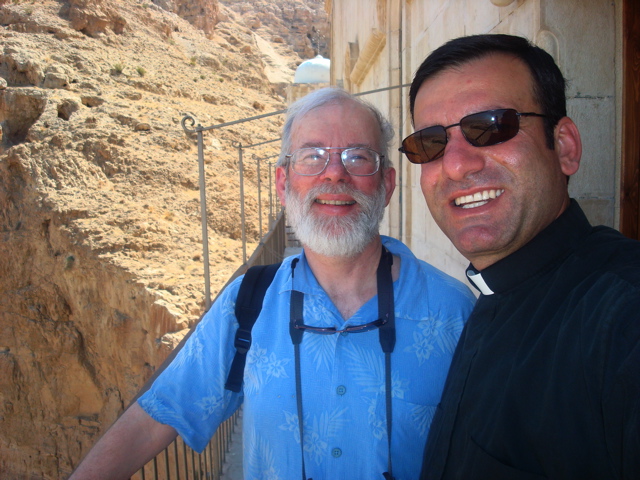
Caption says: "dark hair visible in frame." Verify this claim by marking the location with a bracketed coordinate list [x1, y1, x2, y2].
[409, 34, 566, 149]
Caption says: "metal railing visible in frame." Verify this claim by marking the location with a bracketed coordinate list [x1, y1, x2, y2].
[232, 140, 281, 264]
[133, 415, 238, 480]
[181, 112, 286, 310]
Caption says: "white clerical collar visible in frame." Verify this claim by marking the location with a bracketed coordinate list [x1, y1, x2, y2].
[466, 269, 495, 295]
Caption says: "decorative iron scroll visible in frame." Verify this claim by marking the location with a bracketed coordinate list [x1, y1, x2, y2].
[181, 112, 200, 133]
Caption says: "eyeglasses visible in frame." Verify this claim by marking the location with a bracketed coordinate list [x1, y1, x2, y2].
[293, 316, 387, 334]
[285, 147, 383, 176]
[399, 108, 547, 164]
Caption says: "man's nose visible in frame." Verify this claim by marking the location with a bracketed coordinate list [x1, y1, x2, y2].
[321, 151, 350, 181]
[441, 129, 486, 180]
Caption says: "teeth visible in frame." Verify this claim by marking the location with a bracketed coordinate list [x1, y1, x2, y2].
[316, 199, 356, 206]
[454, 189, 504, 208]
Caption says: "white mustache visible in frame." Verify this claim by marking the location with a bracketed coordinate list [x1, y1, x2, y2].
[302, 183, 369, 208]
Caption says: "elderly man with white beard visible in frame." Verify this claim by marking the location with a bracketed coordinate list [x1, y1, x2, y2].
[69, 88, 475, 480]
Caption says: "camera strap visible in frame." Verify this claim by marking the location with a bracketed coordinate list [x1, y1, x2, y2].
[289, 246, 395, 480]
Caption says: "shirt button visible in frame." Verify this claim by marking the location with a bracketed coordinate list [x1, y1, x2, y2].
[336, 385, 347, 396]
[340, 331, 349, 337]
[332, 448, 342, 458]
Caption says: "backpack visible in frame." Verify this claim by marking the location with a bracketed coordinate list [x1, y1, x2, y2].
[224, 262, 282, 392]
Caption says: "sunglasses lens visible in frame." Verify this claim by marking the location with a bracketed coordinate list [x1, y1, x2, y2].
[401, 126, 447, 164]
[460, 109, 519, 147]
[400, 109, 527, 164]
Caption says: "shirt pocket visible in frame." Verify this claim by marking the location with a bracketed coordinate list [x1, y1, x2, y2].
[465, 436, 549, 480]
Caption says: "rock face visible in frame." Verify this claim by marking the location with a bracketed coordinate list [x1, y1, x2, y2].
[0, 0, 327, 478]
[222, 0, 329, 60]
[153, 0, 219, 38]
[64, 0, 128, 36]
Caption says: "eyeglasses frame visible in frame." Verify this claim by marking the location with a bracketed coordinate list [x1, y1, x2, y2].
[292, 315, 388, 335]
[285, 146, 384, 176]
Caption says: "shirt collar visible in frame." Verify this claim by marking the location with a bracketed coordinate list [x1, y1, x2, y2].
[465, 199, 593, 296]
[281, 249, 325, 296]
[466, 268, 494, 295]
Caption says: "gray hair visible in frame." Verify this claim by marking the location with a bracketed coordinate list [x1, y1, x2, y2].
[277, 87, 395, 171]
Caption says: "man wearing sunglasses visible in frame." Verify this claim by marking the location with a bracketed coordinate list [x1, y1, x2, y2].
[70, 88, 475, 480]
[400, 34, 640, 479]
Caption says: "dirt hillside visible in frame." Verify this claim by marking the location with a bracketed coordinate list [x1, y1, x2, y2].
[0, 0, 327, 477]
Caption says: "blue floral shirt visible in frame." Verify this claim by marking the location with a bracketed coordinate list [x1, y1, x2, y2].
[139, 236, 475, 479]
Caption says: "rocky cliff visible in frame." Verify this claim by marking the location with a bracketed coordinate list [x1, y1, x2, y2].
[0, 0, 327, 477]
[222, 0, 328, 59]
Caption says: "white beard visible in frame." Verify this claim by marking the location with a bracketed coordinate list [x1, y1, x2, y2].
[285, 181, 387, 258]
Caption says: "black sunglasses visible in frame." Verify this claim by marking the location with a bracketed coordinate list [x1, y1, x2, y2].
[293, 317, 387, 335]
[399, 108, 547, 164]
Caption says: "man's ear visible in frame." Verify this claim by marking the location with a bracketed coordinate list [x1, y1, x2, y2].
[383, 167, 396, 206]
[554, 117, 582, 176]
[275, 166, 287, 206]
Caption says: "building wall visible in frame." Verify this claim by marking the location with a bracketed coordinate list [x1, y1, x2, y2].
[328, 0, 620, 284]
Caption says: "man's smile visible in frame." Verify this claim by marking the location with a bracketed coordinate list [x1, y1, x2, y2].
[315, 199, 357, 206]
[454, 189, 504, 209]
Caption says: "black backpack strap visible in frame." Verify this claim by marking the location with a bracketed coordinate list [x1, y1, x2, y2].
[224, 262, 282, 392]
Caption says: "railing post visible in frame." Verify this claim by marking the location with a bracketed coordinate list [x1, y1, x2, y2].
[234, 141, 247, 264]
[182, 439, 190, 480]
[182, 114, 212, 310]
[165, 447, 171, 480]
[174, 441, 180, 479]
[197, 128, 211, 310]
[256, 155, 263, 239]
[268, 161, 274, 224]
[153, 456, 159, 480]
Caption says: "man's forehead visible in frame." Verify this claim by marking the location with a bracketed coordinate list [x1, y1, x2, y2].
[414, 54, 536, 123]
[291, 101, 381, 145]
[297, 98, 370, 120]
[428, 53, 530, 81]
[297, 141, 374, 149]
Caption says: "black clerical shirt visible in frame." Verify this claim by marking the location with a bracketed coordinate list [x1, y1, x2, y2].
[421, 200, 640, 480]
